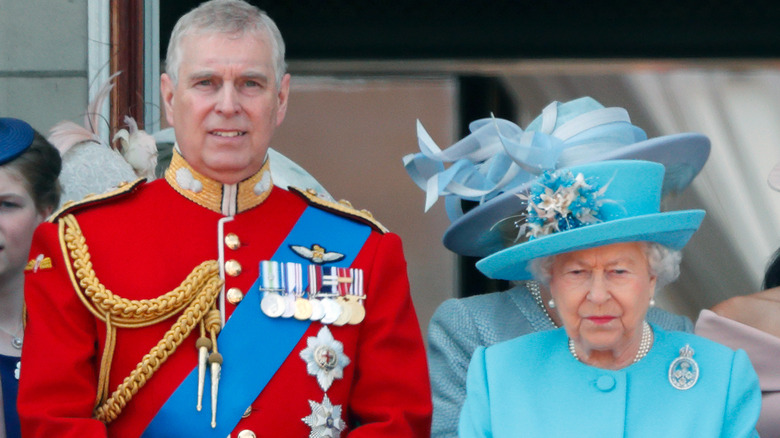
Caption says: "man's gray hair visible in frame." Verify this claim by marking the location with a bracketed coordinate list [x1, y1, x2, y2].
[528, 241, 682, 291]
[165, 0, 287, 88]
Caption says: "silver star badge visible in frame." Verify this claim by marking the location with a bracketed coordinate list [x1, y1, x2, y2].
[300, 326, 350, 391]
[302, 394, 345, 438]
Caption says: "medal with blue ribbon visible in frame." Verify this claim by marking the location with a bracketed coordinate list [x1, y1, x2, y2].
[142, 206, 372, 437]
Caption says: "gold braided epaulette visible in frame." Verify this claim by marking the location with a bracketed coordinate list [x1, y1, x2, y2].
[48, 178, 146, 223]
[290, 186, 388, 234]
[59, 213, 224, 423]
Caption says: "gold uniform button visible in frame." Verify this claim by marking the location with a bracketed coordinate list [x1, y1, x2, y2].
[225, 233, 241, 250]
[237, 430, 256, 438]
[227, 287, 244, 304]
[225, 260, 242, 277]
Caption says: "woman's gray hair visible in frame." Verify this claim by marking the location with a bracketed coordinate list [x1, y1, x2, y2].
[165, 0, 287, 88]
[644, 242, 682, 289]
[528, 256, 554, 286]
[528, 242, 681, 291]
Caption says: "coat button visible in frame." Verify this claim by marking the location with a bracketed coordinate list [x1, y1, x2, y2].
[225, 233, 241, 250]
[237, 430, 256, 438]
[241, 405, 253, 418]
[596, 375, 616, 392]
[227, 288, 244, 304]
[225, 260, 242, 277]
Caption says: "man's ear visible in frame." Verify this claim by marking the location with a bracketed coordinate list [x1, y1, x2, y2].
[275, 73, 291, 127]
[160, 73, 176, 127]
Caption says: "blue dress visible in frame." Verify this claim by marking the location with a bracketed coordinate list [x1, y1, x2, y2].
[0, 354, 20, 438]
[460, 325, 761, 438]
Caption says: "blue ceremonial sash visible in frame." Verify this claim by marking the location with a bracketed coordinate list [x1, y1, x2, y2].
[142, 207, 372, 437]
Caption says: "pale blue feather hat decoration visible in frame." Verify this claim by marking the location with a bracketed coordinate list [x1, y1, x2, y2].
[475, 160, 705, 281]
[402, 96, 710, 258]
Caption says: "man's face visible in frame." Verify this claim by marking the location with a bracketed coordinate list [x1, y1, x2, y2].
[161, 31, 290, 184]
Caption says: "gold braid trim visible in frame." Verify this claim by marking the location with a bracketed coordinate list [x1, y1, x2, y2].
[289, 186, 388, 233]
[61, 214, 218, 327]
[58, 214, 224, 424]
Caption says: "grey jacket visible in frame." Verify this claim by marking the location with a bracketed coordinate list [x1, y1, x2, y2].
[426, 284, 694, 438]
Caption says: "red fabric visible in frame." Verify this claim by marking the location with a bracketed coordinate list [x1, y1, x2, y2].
[18, 180, 431, 437]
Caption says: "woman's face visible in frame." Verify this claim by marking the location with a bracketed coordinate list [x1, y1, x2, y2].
[0, 167, 45, 282]
[549, 241, 656, 359]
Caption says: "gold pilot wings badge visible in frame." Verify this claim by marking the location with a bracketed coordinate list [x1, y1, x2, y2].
[289, 244, 345, 265]
[25, 254, 52, 272]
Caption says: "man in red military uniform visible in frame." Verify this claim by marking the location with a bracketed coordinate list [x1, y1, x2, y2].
[17, 1, 432, 437]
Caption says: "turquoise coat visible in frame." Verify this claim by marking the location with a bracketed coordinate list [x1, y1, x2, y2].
[460, 325, 761, 438]
[427, 286, 693, 438]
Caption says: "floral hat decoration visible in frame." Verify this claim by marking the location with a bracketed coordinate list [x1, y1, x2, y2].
[517, 169, 608, 240]
[475, 159, 705, 281]
[0, 118, 35, 165]
[402, 97, 710, 258]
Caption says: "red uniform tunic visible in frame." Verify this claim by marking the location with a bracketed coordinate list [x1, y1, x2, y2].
[18, 152, 432, 437]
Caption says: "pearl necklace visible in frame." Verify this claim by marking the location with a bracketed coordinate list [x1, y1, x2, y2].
[568, 321, 652, 364]
[527, 281, 557, 328]
[0, 318, 23, 350]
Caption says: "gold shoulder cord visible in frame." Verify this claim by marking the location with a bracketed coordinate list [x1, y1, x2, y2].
[58, 214, 224, 424]
[290, 187, 389, 233]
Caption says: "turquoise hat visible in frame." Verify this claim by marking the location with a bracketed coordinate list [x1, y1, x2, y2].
[475, 160, 705, 281]
[403, 97, 710, 258]
[0, 118, 34, 165]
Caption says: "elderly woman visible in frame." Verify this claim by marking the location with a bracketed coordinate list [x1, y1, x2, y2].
[404, 97, 711, 437]
[460, 159, 761, 437]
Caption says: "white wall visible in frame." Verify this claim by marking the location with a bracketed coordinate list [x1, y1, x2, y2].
[0, 0, 90, 133]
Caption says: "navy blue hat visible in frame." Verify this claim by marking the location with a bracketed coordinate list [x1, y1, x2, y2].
[0, 118, 35, 165]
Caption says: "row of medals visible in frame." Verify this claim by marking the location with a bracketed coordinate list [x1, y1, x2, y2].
[260, 291, 365, 326]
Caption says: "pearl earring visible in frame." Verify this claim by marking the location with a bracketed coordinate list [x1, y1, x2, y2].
[649, 298, 656, 307]
[548, 299, 556, 309]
